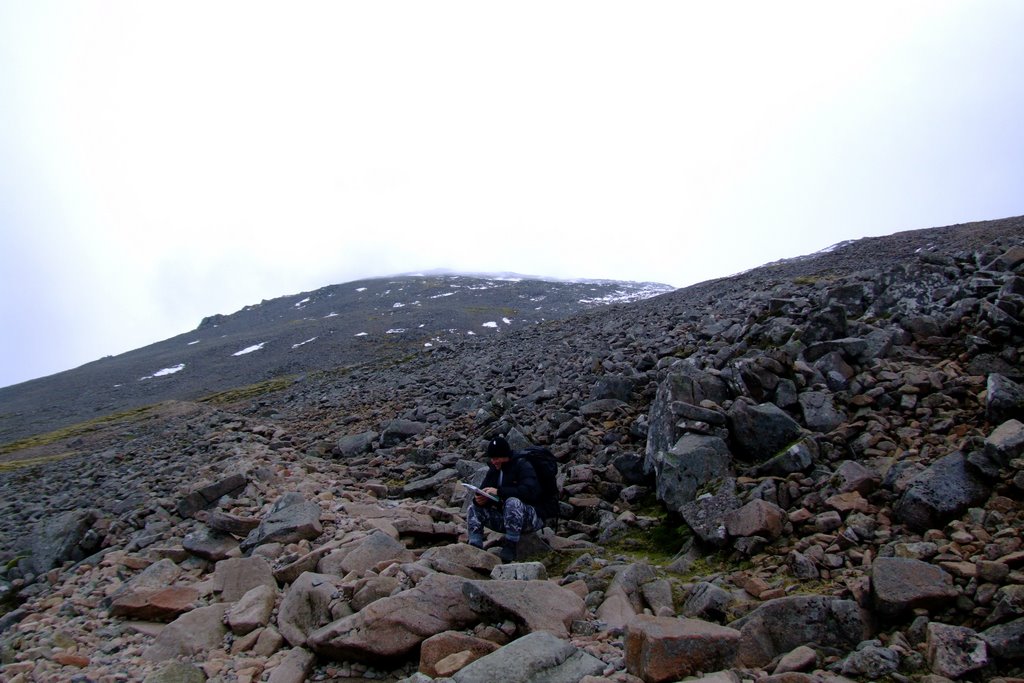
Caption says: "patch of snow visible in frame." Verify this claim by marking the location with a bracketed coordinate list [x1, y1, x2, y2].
[502, 318, 512, 325]
[430, 291, 457, 298]
[356, 287, 367, 292]
[324, 312, 338, 318]
[233, 343, 266, 356]
[295, 297, 311, 307]
[292, 337, 317, 349]
[386, 328, 406, 334]
[424, 342, 433, 347]
[140, 363, 185, 380]
[578, 283, 672, 305]
[187, 340, 200, 345]
[354, 332, 368, 336]
[481, 321, 498, 328]
[393, 302, 406, 308]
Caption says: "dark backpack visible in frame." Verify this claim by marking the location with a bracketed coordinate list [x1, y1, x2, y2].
[518, 446, 561, 525]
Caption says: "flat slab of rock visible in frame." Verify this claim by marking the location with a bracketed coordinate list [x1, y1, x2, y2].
[212, 556, 277, 603]
[462, 579, 587, 638]
[624, 615, 741, 683]
[240, 500, 323, 552]
[871, 556, 957, 617]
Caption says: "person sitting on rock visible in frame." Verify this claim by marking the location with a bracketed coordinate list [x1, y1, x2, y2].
[466, 435, 544, 563]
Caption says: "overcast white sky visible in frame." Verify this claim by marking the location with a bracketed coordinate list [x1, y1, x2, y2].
[2, 2, 1023, 389]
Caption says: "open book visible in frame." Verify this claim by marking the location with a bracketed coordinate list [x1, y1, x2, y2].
[460, 482, 499, 502]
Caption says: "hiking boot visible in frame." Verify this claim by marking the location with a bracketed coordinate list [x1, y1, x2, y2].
[499, 539, 517, 563]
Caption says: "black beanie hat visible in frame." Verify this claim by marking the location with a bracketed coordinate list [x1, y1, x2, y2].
[486, 435, 512, 460]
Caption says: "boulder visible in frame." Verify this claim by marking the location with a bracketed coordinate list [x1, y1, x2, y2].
[266, 647, 317, 683]
[335, 430, 379, 458]
[726, 401, 804, 462]
[729, 596, 866, 667]
[176, 473, 248, 518]
[419, 631, 500, 678]
[308, 572, 478, 663]
[981, 617, 1024, 661]
[646, 366, 731, 467]
[649, 434, 733, 511]
[450, 631, 605, 683]
[227, 584, 277, 635]
[894, 452, 990, 532]
[240, 498, 323, 552]
[679, 478, 740, 547]
[462, 579, 587, 638]
[986, 373, 1024, 423]
[338, 530, 416, 576]
[109, 585, 200, 622]
[182, 525, 238, 561]
[380, 419, 428, 447]
[142, 604, 229, 662]
[278, 572, 343, 647]
[724, 499, 786, 539]
[984, 418, 1024, 466]
[871, 556, 957, 617]
[624, 615, 741, 683]
[23, 508, 101, 574]
[798, 390, 845, 433]
[419, 543, 501, 578]
[926, 622, 989, 679]
[212, 556, 277, 603]
[681, 582, 734, 622]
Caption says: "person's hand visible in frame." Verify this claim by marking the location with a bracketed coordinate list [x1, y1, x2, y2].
[475, 487, 498, 505]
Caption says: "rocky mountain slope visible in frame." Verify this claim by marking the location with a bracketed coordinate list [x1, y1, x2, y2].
[1, 215, 1023, 683]
[0, 274, 671, 444]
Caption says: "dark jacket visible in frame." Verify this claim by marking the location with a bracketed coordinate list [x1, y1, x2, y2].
[480, 454, 540, 507]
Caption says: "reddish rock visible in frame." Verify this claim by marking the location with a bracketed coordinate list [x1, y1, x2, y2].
[624, 615, 741, 683]
[724, 499, 786, 539]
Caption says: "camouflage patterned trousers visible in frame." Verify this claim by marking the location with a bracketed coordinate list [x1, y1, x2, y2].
[467, 497, 543, 545]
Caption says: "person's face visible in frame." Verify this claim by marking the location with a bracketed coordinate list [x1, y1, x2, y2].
[490, 456, 510, 470]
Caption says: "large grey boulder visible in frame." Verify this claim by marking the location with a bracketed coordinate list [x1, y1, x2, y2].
[649, 434, 733, 512]
[24, 508, 101, 574]
[451, 631, 605, 683]
[981, 617, 1024, 661]
[380, 419, 428, 447]
[645, 366, 731, 467]
[726, 401, 804, 462]
[871, 556, 957, 617]
[729, 595, 867, 667]
[987, 373, 1024, 423]
[334, 430, 379, 457]
[798, 390, 846, 433]
[679, 478, 740, 547]
[893, 452, 990, 532]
